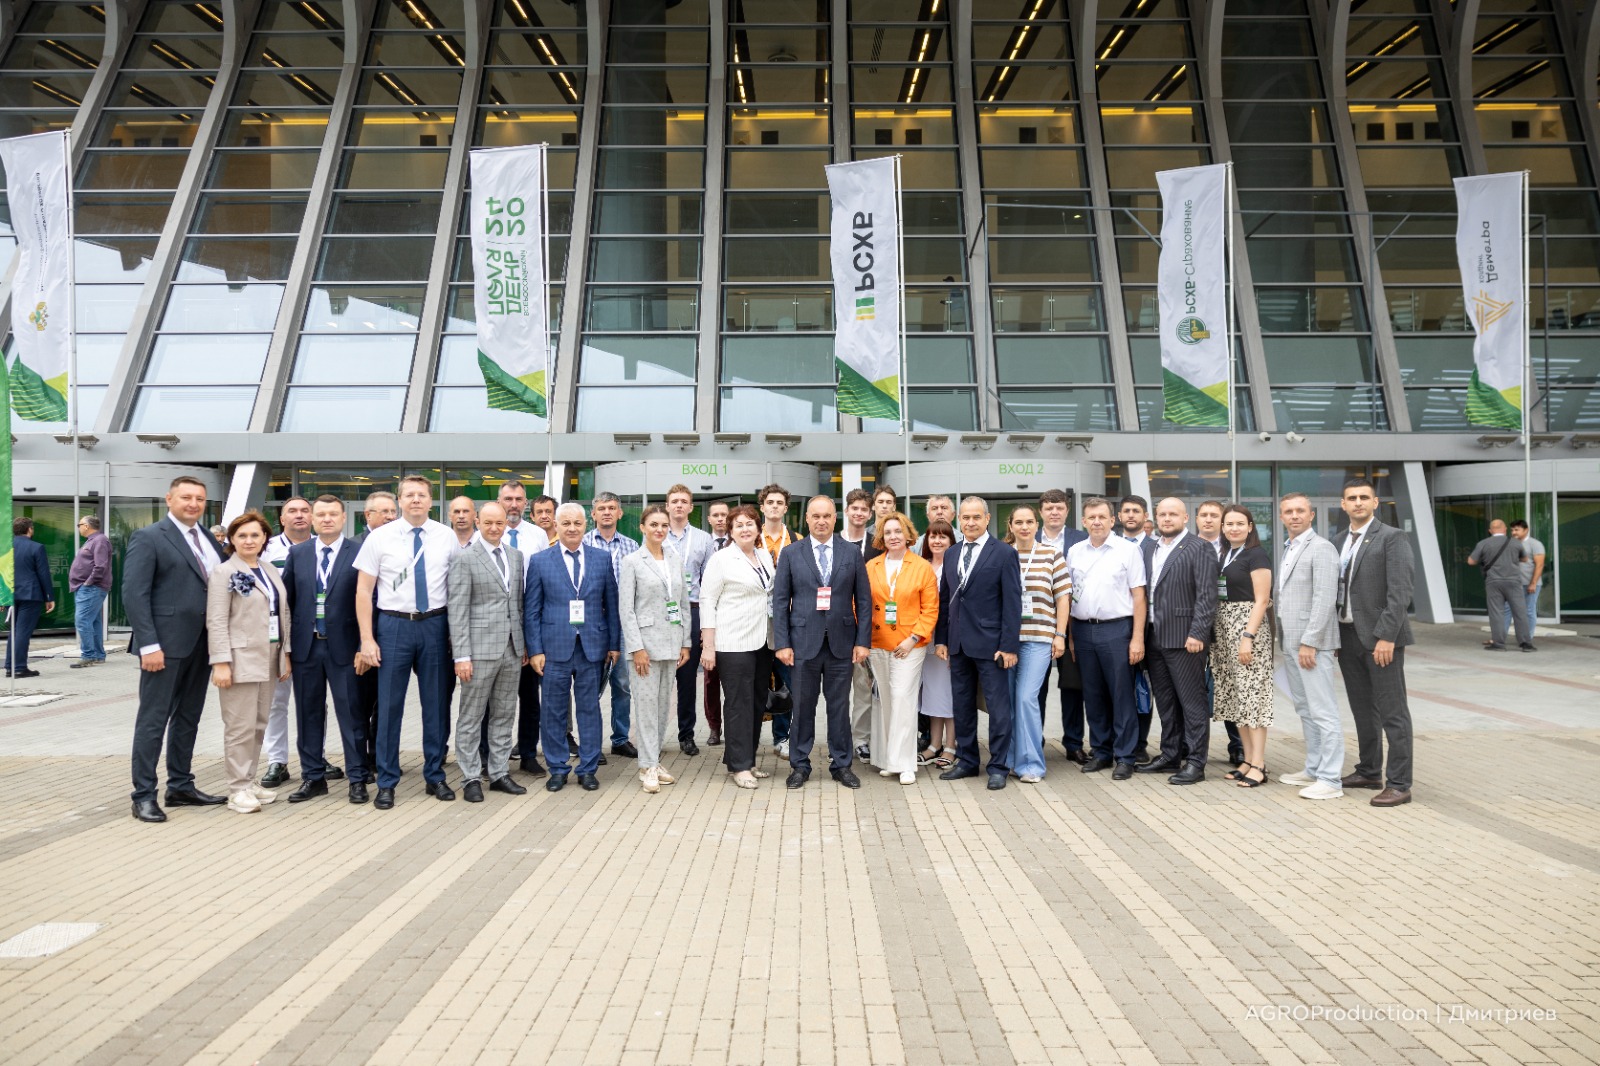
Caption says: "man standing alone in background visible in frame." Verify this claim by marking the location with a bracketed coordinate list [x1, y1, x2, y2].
[69, 514, 112, 668]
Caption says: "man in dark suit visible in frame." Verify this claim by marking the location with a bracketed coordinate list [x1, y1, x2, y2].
[123, 475, 226, 822]
[774, 495, 872, 789]
[1333, 477, 1417, 807]
[7, 518, 54, 678]
[524, 502, 620, 793]
[1134, 498, 1220, 785]
[934, 496, 1023, 790]
[282, 495, 370, 804]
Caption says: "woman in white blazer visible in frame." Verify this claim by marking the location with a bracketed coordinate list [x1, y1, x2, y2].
[699, 504, 776, 790]
[207, 511, 292, 813]
[619, 504, 693, 793]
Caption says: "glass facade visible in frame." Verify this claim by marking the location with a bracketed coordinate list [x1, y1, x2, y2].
[0, 0, 1597, 437]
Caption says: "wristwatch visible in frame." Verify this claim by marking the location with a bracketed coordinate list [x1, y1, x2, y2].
[1243, 631, 1256, 639]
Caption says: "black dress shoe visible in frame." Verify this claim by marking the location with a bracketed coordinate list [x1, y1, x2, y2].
[287, 779, 329, 803]
[13, 667, 40, 678]
[426, 780, 456, 801]
[348, 782, 369, 804]
[831, 767, 861, 789]
[260, 763, 292, 788]
[1228, 748, 1246, 767]
[462, 780, 484, 803]
[520, 757, 547, 779]
[1136, 757, 1181, 774]
[546, 775, 566, 793]
[132, 798, 167, 823]
[681, 739, 700, 757]
[578, 773, 600, 791]
[164, 787, 225, 806]
[1168, 761, 1205, 785]
[987, 773, 1006, 790]
[939, 765, 980, 780]
[707, 731, 723, 746]
[374, 787, 395, 809]
[786, 769, 809, 789]
[1080, 757, 1113, 774]
[1133, 747, 1153, 766]
[325, 765, 346, 781]
[490, 776, 527, 795]
[567, 735, 579, 757]
[598, 752, 608, 765]
[612, 741, 639, 758]
[1520, 642, 1537, 652]
[1065, 748, 1088, 764]
[1112, 762, 1135, 781]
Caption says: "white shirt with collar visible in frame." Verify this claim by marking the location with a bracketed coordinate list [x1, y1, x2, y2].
[1197, 534, 1223, 560]
[1340, 517, 1374, 567]
[354, 517, 455, 613]
[954, 531, 991, 588]
[311, 534, 347, 585]
[169, 512, 222, 575]
[1037, 527, 1068, 553]
[1280, 527, 1317, 583]
[501, 520, 549, 558]
[1066, 535, 1144, 621]
[1149, 527, 1187, 593]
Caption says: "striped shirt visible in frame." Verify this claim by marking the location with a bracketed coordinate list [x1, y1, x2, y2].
[1018, 544, 1071, 643]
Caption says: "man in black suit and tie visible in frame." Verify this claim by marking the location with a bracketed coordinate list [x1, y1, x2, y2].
[123, 475, 226, 822]
[934, 496, 1023, 790]
[282, 495, 370, 804]
[774, 496, 872, 789]
[1134, 498, 1219, 784]
[7, 518, 54, 678]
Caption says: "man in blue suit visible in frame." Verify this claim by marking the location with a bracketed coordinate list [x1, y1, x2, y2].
[524, 502, 620, 792]
[282, 495, 370, 804]
[773, 495, 872, 789]
[8, 518, 55, 679]
[933, 496, 1023, 790]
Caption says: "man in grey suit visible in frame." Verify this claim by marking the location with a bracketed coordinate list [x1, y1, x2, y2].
[1274, 492, 1345, 801]
[124, 475, 226, 822]
[1134, 498, 1219, 785]
[1334, 477, 1416, 807]
[447, 502, 528, 802]
[1468, 519, 1532, 652]
[773, 495, 872, 790]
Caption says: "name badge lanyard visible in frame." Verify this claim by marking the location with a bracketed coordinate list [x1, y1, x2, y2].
[316, 546, 334, 620]
[748, 554, 773, 617]
[884, 559, 902, 626]
[253, 567, 281, 642]
[650, 552, 684, 625]
[1022, 544, 1050, 620]
[567, 550, 587, 626]
[1220, 546, 1243, 601]
[394, 536, 429, 592]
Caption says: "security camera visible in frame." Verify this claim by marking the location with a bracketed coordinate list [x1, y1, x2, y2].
[1257, 431, 1272, 442]
[1286, 431, 1306, 444]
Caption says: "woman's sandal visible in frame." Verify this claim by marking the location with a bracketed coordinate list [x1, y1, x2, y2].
[1235, 762, 1268, 788]
[917, 747, 940, 766]
[933, 746, 957, 769]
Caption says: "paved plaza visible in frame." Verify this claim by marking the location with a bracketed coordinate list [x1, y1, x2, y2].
[1, 621, 1598, 1066]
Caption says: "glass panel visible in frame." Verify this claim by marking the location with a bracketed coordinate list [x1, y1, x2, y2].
[991, 289, 1103, 332]
[208, 150, 320, 188]
[1255, 287, 1369, 333]
[345, 110, 458, 147]
[191, 193, 308, 234]
[575, 386, 694, 430]
[145, 335, 271, 383]
[129, 387, 258, 431]
[722, 288, 831, 331]
[995, 337, 1111, 384]
[1272, 387, 1389, 431]
[76, 239, 159, 280]
[302, 286, 426, 331]
[1263, 336, 1377, 385]
[337, 150, 450, 189]
[160, 285, 285, 331]
[723, 237, 826, 281]
[579, 335, 697, 383]
[721, 337, 835, 383]
[77, 151, 190, 191]
[728, 107, 831, 146]
[326, 192, 444, 234]
[175, 237, 297, 281]
[430, 387, 549, 431]
[997, 388, 1119, 431]
[720, 386, 836, 431]
[76, 285, 143, 332]
[586, 286, 698, 331]
[314, 237, 437, 281]
[596, 148, 706, 188]
[588, 238, 701, 282]
[593, 192, 703, 234]
[862, 387, 975, 432]
[989, 239, 1097, 282]
[722, 194, 824, 235]
[291, 335, 418, 382]
[281, 387, 408, 431]
[599, 107, 706, 144]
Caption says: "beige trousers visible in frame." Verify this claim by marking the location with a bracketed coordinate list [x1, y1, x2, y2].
[220, 680, 274, 792]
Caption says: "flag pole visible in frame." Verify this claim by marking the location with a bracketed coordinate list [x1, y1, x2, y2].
[897, 154, 909, 513]
[1522, 170, 1531, 528]
[1225, 162, 1237, 502]
[542, 143, 553, 477]
[66, 130, 80, 559]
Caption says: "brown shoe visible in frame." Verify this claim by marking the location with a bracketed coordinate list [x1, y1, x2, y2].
[1370, 787, 1412, 807]
[1341, 772, 1383, 790]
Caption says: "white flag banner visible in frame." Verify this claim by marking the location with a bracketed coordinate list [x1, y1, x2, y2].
[1156, 163, 1230, 427]
[0, 130, 72, 422]
[470, 144, 548, 419]
[826, 157, 901, 420]
[1454, 172, 1524, 430]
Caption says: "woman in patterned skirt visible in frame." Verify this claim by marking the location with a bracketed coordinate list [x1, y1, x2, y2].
[1210, 504, 1275, 787]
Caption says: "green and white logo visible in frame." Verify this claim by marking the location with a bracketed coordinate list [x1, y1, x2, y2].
[1175, 316, 1209, 345]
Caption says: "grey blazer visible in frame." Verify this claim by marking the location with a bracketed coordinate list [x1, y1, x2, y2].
[619, 546, 693, 660]
[1275, 531, 1340, 653]
[1335, 519, 1415, 649]
[446, 539, 526, 662]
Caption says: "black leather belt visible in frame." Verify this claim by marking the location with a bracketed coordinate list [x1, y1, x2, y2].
[1076, 616, 1132, 624]
[379, 608, 447, 621]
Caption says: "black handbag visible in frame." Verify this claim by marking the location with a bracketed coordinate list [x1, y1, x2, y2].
[765, 682, 793, 714]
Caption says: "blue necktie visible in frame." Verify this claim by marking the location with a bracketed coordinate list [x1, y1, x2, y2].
[818, 542, 831, 586]
[508, 527, 518, 549]
[316, 546, 331, 637]
[567, 549, 582, 593]
[412, 527, 428, 612]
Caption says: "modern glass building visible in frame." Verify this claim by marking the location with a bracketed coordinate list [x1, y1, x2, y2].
[2, 0, 1599, 627]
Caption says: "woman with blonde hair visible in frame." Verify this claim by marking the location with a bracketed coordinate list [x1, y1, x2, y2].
[866, 511, 940, 783]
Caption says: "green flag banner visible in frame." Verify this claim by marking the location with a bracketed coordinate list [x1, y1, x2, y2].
[1157, 163, 1231, 428]
[0, 357, 13, 607]
[470, 144, 549, 420]
[1454, 172, 1525, 431]
[827, 156, 902, 422]
[0, 130, 72, 425]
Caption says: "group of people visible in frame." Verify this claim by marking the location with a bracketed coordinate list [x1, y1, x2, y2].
[122, 470, 1444, 822]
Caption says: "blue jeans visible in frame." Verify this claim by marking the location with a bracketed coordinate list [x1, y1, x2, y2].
[1283, 647, 1344, 788]
[1007, 641, 1052, 778]
[374, 612, 451, 789]
[74, 585, 108, 661]
[1502, 581, 1539, 639]
[601, 657, 632, 746]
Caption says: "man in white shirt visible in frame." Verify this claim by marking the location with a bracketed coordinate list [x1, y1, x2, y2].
[1508, 519, 1546, 639]
[1275, 492, 1344, 801]
[124, 476, 226, 822]
[1066, 497, 1147, 780]
[665, 484, 717, 756]
[839, 488, 879, 758]
[495, 479, 548, 776]
[355, 475, 458, 810]
[448, 495, 478, 553]
[259, 497, 315, 789]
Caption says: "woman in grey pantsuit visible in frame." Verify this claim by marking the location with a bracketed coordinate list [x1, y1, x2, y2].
[619, 505, 692, 793]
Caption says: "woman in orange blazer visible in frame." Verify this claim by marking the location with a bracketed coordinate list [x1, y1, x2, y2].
[865, 511, 940, 784]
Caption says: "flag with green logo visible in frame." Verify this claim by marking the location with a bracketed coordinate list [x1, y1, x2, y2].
[826, 157, 902, 421]
[0, 357, 12, 608]
[1454, 172, 1525, 430]
[1157, 164, 1230, 427]
[470, 144, 548, 419]
[0, 130, 72, 423]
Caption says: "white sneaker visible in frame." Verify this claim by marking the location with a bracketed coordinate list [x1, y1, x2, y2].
[250, 784, 277, 804]
[1278, 771, 1316, 786]
[879, 769, 895, 777]
[228, 790, 261, 813]
[1299, 781, 1344, 801]
[640, 767, 660, 794]
[899, 771, 915, 785]
[1019, 774, 1043, 784]
[654, 766, 674, 785]
[775, 740, 790, 758]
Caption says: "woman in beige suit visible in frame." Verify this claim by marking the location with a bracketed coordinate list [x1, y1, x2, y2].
[208, 511, 292, 813]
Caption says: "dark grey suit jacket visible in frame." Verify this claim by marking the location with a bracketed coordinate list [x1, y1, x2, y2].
[1142, 534, 1220, 650]
[122, 518, 211, 659]
[1335, 519, 1414, 649]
